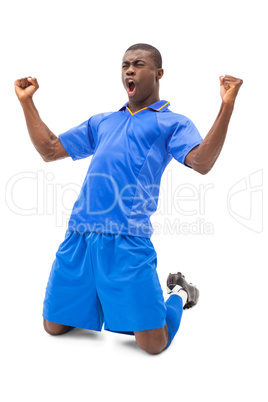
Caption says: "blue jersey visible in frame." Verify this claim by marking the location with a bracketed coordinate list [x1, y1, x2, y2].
[59, 100, 203, 238]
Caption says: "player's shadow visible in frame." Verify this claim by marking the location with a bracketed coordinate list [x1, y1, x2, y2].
[119, 338, 141, 352]
[63, 328, 144, 353]
[65, 327, 103, 341]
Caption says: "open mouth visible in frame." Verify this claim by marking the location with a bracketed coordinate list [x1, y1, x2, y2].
[126, 79, 136, 97]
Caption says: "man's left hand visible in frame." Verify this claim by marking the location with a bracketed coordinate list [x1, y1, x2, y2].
[220, 75, 243, 105]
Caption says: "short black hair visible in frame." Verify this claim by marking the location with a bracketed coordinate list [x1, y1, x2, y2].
[125, 43, 162, 69]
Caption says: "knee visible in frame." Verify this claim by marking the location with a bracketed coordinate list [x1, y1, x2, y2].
[135, 327, 169, 355]
[138, 342, 166, 355]
[43, 318, 70, 336]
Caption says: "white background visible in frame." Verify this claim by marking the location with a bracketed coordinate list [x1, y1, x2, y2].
[1, 0, 267, 401]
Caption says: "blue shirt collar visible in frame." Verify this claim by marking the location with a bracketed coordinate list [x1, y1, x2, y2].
[119, 100, 170, 113]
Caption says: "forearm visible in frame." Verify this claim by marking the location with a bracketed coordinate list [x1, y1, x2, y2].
[192, 102, 234, 174]
[20, 97, 57, 161]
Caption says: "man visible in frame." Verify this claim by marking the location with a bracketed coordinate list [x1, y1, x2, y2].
[14, 43, 243, 354]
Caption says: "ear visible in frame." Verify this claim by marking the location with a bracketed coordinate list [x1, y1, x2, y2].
[156, 68, 164, 80]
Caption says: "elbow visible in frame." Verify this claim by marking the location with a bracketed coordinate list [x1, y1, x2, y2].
[41, 137, 66, 162]
[40, 143, 56, 162]
[192, 157, 215, 175]
[42, 155, 52, 162]
[41, 150, 55, 162]
[197, 167, 211, 175]
[192, 164, 211, 175]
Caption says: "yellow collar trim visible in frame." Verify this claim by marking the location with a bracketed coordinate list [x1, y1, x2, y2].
[156, 101, 170, 111]
[126, 101, 170, 116]
[126, 106, 148, 115]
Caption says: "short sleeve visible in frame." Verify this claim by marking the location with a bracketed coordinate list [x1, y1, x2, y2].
[167, 118, 203, 166]
[58, 119, 95, 161]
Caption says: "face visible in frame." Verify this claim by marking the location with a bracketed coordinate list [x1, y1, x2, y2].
[121, 49, 164, 105]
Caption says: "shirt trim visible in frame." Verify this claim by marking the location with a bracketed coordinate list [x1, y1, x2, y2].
[126, 106, 149, 115]
[156, 101, 170, 111]
[120, 100, 170, 115]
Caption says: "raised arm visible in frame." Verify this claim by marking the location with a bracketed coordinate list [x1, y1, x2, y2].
[14, 77, 69, 162]
[185, 75, 243, 174]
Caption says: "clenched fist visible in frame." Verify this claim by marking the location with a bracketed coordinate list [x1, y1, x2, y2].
[14, 77, 39, 102]
[220, 75, 243, 105]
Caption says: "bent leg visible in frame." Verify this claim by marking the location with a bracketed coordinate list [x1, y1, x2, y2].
[135, 295, 184, 354]
[43, 318, 72, 336]
[134, 325, 169, 355]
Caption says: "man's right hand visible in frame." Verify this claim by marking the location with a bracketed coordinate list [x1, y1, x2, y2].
[14, 77, 39, 102]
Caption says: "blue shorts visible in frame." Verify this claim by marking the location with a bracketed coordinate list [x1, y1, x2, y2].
[43, 231, 167, 334]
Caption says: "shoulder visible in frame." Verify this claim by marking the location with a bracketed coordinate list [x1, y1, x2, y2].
[89, 111, 114, 127]
[158, 108, 192, 125]
[156, 109, 195, 137]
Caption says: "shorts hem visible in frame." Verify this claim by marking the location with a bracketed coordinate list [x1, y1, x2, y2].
[42, 313, 103, 332]
[104, 319, 167, 334]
